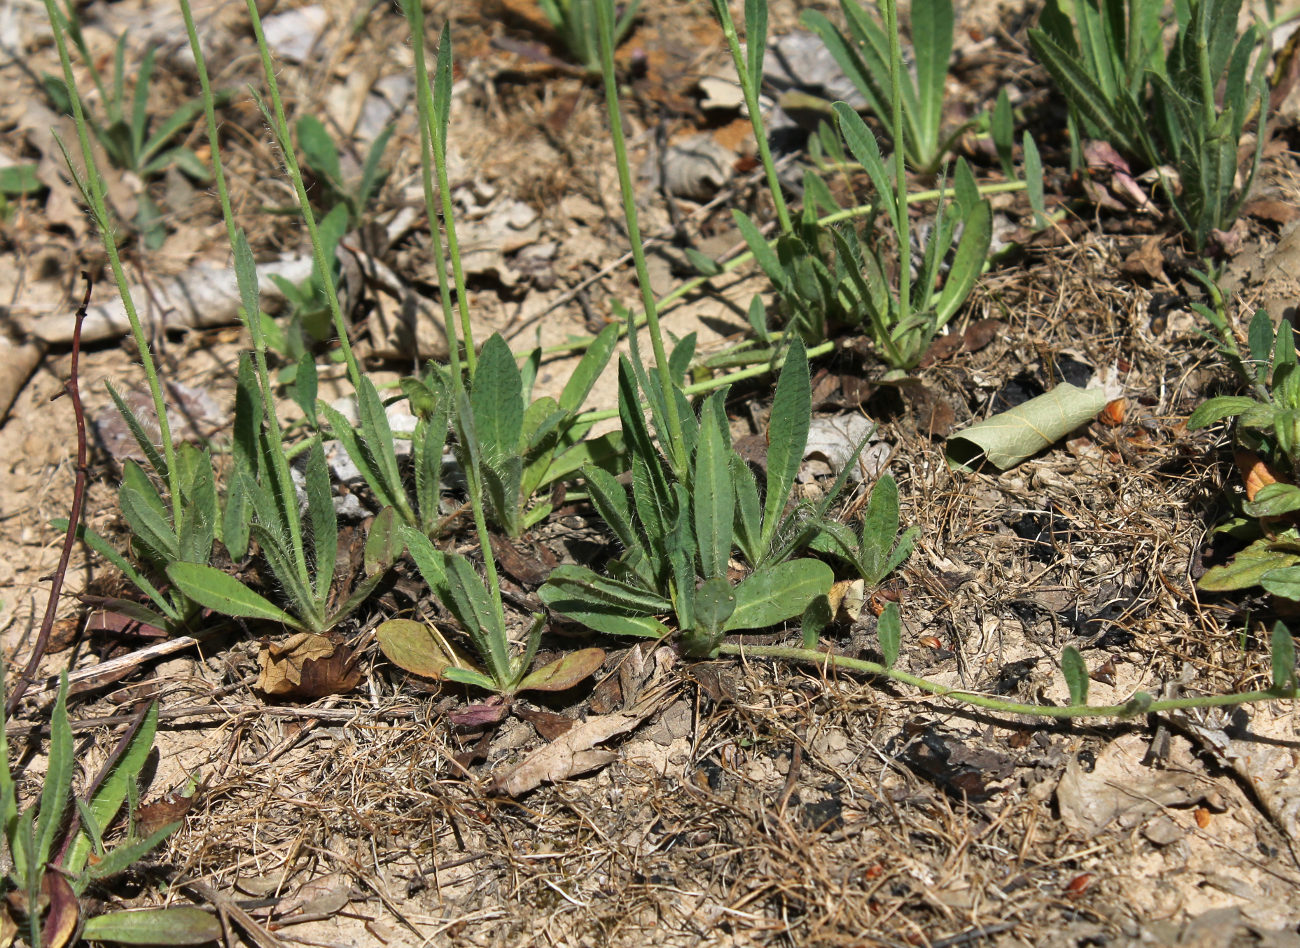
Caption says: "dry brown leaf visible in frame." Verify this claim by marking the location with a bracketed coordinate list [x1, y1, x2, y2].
[276, 873, 352, 917]
[136, 788, 199, 836]
[918, 332, 964, 367]
[962, 318, 1003, 353]
[514, 706, 576, 741]
[0, 333, 44, 426]
[827, 578, 865, 623]
[256, 633, 362, 700]
[1120, 237, 1165, 280]
[1244, 199, 1300, 226]
[1235, 449, 1286, 502]
[490, 694, 668, 796]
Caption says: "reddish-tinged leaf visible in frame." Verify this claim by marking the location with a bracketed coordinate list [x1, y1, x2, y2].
[86, 609, 168, 639]
[41, 873, 78, 948]
[449, 701, 509, 728]
[516, 648, 606, 693]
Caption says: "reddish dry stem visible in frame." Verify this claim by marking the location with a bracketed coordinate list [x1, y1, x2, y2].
[6, 274, 94, 719]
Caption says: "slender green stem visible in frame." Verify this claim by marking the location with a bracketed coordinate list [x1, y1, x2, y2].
[430, 29, 476, 377]
[717, 643, 1298, 719]
[42, 0, 182, 530]
[710, 0, 791, 234]
[179, 0, 234, 249]
[1194, 5, 1218, 133]
[243, 0, 362, 392]
[404, 4, 510, 687]
[595, 0, 686, 473]
[884, 0, 911, 324]
[407, 12, 463, 388]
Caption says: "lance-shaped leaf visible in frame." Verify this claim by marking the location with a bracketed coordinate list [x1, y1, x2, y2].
[1270, 622, 1297, 693]
[760, 338, 811, 554]
[1061, 646, 1089, 706]
[166, 562, 305, 629]
[516, 647, 607, 692]
[726, 559, 833, 631]
[877, 600, 901, 668]
[693, 393, 734, 580]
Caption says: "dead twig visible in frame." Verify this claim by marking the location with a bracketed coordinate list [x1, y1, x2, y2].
[6, 274, 93, 719]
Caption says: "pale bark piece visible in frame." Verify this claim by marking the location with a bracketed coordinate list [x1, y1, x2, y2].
[24, 255, 315, 346]
[490, 694, 668, 796]
[0, 333, 46, 426]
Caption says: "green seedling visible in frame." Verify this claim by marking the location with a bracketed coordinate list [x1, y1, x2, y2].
[832, 103, 992, 370]
[737, 0, 991, 366]
[539, 343, 835, 657]
[802, 0, 969, 175]
[985, 91, 1050, 230]
[535, 1, 836, 657]
[1189, 301, 1300, 601]
[40, 0, 221, 248]
[536, 0, 642, 72]
[458, 327, 622, 538]
[265, 203, 349, 367]
[0, 677, 219, 947]
[810, 472, 918, 586]
[321, 364, 450, 538]
[0, 165, 43, 223]
[166, 434, 400, 635]
[265, 117, 393, 368]
[372, 6, 602, 695]
[60, 403, 224, 635]
[733, 197, 871, 346]
[1028, 0, 1268, 249]
[165, 240, 400, 634]
[295, 114, 394, 229]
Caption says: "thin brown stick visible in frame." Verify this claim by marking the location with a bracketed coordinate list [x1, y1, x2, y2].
[6, 274, 93, 717]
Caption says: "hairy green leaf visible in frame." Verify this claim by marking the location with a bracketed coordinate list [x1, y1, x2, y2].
[1061, 646, 1089, 706]
[727, 559, 833, 631]
[877, 600, 901, 669]
[167, 562, 304, 628]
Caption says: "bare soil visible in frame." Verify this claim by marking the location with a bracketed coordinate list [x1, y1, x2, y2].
[3, 0, 1300, 945]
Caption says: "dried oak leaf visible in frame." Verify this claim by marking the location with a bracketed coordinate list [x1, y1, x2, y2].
[515, 706, 576, 741]
[490, 694, 668, 796]
[136, 788, 200, 836]
[255, 633, 362, 700]
[1120, 237, 1165, 280]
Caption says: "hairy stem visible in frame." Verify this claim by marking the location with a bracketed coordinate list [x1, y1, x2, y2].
[716, 643, 1297, 718]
